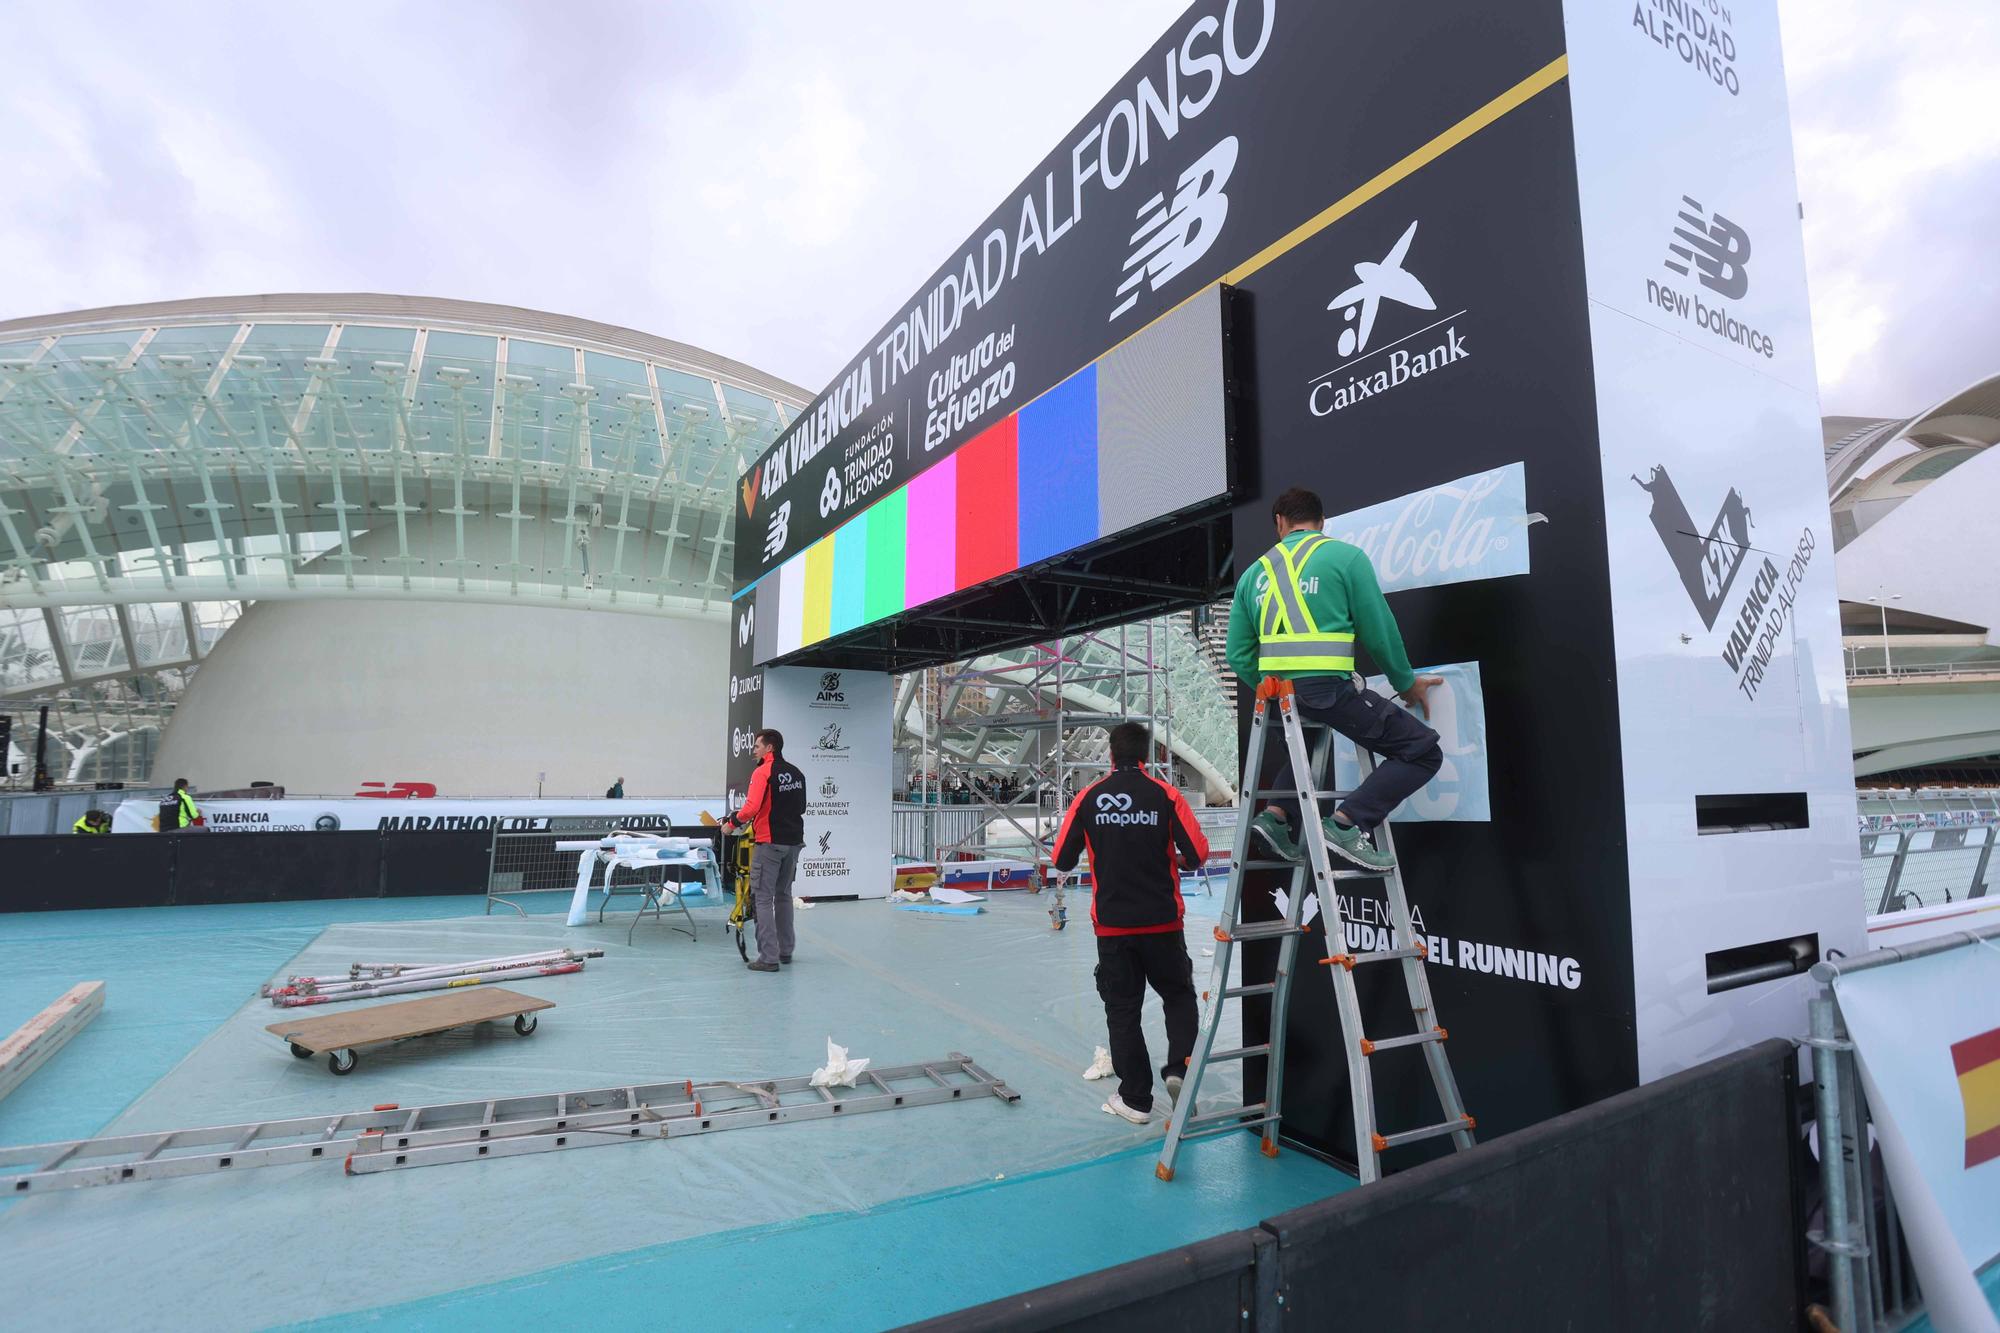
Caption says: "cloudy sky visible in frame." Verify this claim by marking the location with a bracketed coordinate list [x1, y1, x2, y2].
[0, 1, 1990, 417]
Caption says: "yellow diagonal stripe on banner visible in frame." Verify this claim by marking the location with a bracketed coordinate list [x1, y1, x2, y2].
[1961, 1059, 2000, 1141]
[1223, 53, 1571, 287]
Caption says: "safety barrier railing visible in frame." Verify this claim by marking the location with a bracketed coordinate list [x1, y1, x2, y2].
[1796, 930, 2000, 1332]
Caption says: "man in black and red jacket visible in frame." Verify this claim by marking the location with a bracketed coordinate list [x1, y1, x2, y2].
[1053, 721, 1211, 1124]
[721, 729, 807, 973]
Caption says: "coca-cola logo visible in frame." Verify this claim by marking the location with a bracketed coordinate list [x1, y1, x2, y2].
[1321, 462, 1535, 596]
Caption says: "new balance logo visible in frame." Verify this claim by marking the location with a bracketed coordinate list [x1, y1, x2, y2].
[762, 500, 791, 562]
[1664, 197, 1750, 300]
[1110, 136, 1238, 321]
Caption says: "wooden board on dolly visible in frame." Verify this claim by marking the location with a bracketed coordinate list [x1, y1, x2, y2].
[267, 987, 554, 1076]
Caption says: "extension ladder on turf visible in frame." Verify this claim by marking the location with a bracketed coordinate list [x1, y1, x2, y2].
[0, 1054, 1018, 1193]
[1156, 676, 1475, 1185]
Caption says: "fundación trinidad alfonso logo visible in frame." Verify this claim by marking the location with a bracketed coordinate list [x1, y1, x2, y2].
[1110, 137, 1238, 322]
[1309, 220, 1470, 416]
[1954, 1026, 2000, 1169]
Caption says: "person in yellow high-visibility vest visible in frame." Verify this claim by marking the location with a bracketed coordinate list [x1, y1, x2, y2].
[1224, 486, 1443, 872]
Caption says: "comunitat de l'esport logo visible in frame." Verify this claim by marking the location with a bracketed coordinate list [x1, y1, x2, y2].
[811, 671, 845, 706]
[1646, 195, 1775, 359]
[1633, 464, 1818, 701]
[1308, 220, 1470, 416]
[1093, 790, 1160, 827]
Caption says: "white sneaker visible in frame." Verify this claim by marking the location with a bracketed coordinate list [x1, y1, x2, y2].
[1102, 1092, 1152, 1125]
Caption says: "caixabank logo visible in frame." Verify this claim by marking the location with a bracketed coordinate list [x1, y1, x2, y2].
[1307, 220, 1471, 417]
[1645, 195, 1776, 360]
[1633, 463, 1819, 701]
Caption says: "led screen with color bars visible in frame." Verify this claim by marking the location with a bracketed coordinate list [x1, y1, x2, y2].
[748, 284, 1231, 666]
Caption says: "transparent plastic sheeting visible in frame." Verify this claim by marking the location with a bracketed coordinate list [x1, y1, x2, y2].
[0, 890, 1244, 1330]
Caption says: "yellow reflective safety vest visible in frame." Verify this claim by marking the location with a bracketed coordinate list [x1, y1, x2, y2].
[1255, 535, 1356, 674]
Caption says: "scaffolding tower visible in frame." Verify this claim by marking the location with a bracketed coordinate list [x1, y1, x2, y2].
[906, 620, 1180, 876]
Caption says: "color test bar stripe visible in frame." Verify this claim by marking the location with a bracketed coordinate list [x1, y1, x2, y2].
[864, 487, 907, 624]
[955, 417, 1018, 590]
[1016, 365, 1099, 565]
[905, 453, 958, 609]
[830, 511, 867, 638]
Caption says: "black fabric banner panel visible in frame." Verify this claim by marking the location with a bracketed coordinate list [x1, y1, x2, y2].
[380, 831, 493, 898]
[172, 832, 383, 905]
[0, 836, 176, 912]
[733, 0, 1575, 592]
[1230, 66, 1637, 1161]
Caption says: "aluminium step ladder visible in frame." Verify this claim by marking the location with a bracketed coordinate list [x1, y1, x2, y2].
[1156, 676, 1475, 1185]
[0, 1054, 1018, 1194]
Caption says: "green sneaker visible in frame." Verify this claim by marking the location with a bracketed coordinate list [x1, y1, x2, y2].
[1250, 810, 1301, 862]
[1321, 817, 1397, 872]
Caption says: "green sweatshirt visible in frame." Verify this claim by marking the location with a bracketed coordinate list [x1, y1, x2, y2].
[1225, 531, 1416, 692]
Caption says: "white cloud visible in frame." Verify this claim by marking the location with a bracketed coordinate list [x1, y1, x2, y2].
[0, 0, 1991, 418]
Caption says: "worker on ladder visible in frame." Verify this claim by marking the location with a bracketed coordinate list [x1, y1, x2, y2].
[1225, 487, 1443, 872]
[1052, 721, 1210, 1126]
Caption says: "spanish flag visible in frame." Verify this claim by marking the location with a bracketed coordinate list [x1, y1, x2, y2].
[1952, 1026, 2000, 1169]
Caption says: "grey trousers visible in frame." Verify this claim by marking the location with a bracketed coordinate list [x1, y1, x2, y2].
[749, 842, 801, 964]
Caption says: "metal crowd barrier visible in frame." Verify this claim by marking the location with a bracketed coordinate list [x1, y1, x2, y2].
[1859, 788, 2000, 916]
[1796, 929, 2000, 1331]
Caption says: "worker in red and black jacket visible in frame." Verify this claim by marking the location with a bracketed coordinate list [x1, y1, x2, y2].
[1053, 721, 1210, 1125]
[721, 729, 807, 973]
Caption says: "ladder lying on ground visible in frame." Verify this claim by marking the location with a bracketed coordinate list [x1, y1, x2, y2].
[0, 1053, 1017, 1194]
[1157, 676, 1475, 1185]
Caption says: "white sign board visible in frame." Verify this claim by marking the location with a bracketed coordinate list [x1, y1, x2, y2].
[759, 666, 892, 900]
[111, 797, 719, 835]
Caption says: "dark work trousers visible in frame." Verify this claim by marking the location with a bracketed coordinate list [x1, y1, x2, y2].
[1260, 675, 1443, 832]
[1095, 933, 1198, 1113]
[748, 842, 801, 965]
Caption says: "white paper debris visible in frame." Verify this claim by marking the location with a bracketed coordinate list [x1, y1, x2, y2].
[811, 1037, 870, 1088]
[929, 886, 985, 905]
[796, 897, 815, 909]
[889, 889, 928, 903]
[1271, 888, 1320, 929]
[1082, 1046, 1114, 1080]
[1201, 948, 1215, 958]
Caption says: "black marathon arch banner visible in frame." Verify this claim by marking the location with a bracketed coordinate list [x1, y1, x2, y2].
[728, 0, 1859, 1166]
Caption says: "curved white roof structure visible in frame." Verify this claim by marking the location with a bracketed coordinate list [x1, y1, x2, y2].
[0, 295, 810, 698]
[1830, 374, 2000, 777]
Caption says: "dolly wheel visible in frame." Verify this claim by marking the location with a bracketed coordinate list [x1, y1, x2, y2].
[329, 1049, 358, 1075]
[514, 1014, 538, 1036]
[290, 1042, 312, 1060]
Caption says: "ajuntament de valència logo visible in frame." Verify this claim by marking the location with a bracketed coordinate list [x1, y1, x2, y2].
[1632, 463, 1818, 701]
[1308, 220, 1469, 416]
[1111, 136, 1238, 322]
[1646, 195, 1774, 359]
